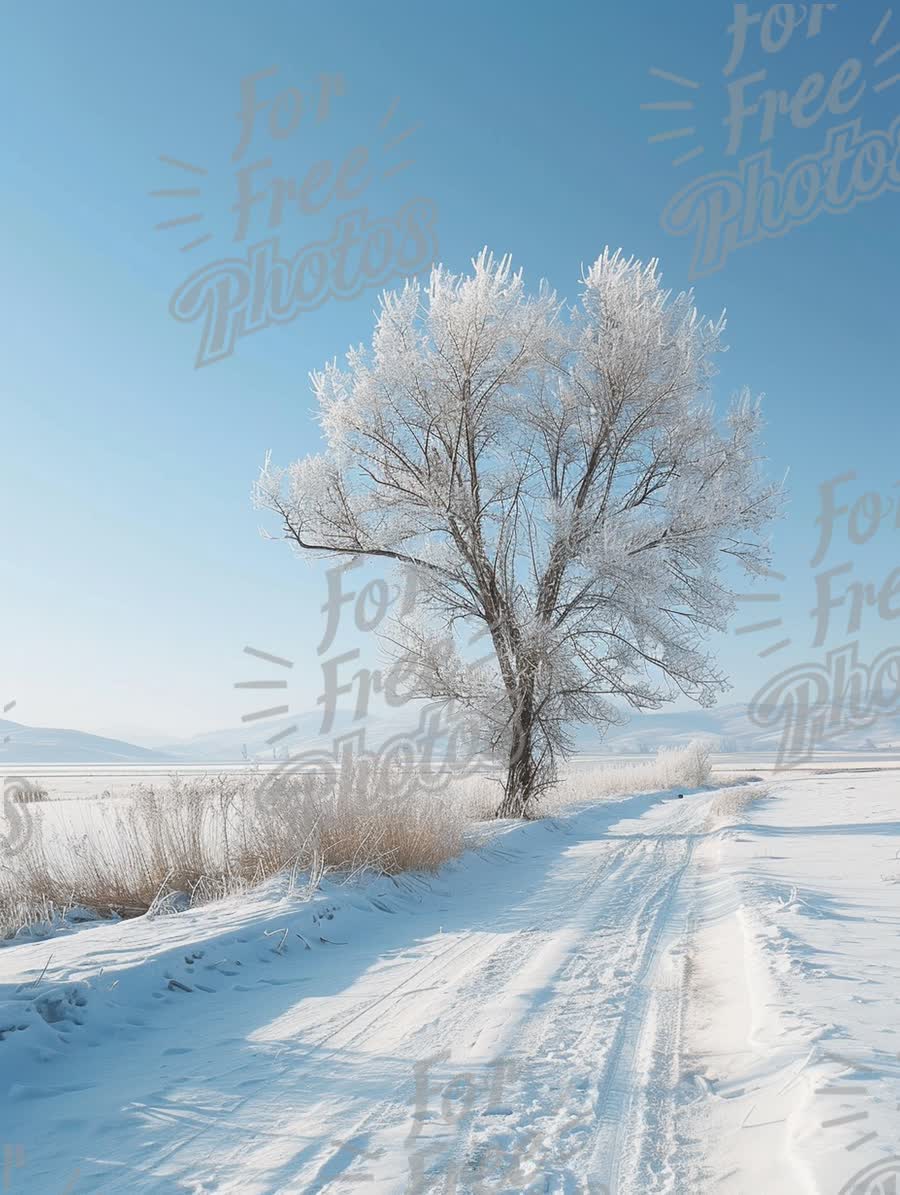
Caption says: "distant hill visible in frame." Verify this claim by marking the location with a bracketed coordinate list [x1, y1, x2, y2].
[3, 700, 897, 767]
[0, 719, 175, 765]
[572, 703, 900, 755]
[157, 708, 423, 764]
[160, 701, 900, 763]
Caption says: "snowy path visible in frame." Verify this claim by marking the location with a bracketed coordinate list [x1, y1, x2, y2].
[2, 773, 899, 1192]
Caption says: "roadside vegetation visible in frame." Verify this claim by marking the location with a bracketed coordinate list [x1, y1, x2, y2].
[0, 742, 713, 940]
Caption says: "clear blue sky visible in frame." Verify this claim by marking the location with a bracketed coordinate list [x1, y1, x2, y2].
[3, 2, 897, 741]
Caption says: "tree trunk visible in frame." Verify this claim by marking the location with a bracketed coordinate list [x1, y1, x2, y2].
[495, 691, 538, 819]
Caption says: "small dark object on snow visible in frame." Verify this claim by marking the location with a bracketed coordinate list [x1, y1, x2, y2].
[677, 793, 684, 799]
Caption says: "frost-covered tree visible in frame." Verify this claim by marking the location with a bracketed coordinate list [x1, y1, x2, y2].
[255, 250, 781, 817]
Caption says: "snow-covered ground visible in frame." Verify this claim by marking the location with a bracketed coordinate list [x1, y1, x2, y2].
[681, 771, 900, 1195]
[14, 752, 900, 803]
[1, 769, 898, 1193]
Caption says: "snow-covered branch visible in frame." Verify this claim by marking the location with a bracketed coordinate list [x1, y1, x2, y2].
[255, 248, 783, 815]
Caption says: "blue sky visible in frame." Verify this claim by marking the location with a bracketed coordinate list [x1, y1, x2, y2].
[3, 1, 897, 742]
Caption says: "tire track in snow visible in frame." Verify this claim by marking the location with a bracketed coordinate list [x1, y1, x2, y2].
[144, 868, 583, 1190]
[133, 924, 512, 1188]
[139, 791, 718, 1193]
[582, 839, 698, 1193]
[413, 793, 716, 1193]
[298, 841, 659, 1192]
[583, 795, 719, 1194]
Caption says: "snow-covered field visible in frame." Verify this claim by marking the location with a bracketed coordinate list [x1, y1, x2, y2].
[1, 766, 898, 1193]
[14, 751, 900, 802]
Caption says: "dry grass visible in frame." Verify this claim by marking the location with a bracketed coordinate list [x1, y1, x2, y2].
[704, 782, 770, 830]
[0, 767, 467, 939]
[0, 740, 717, 940]
[447, 741, 715, 820]
[539, 740, 714, 814]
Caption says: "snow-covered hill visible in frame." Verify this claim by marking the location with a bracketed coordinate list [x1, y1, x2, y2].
[0, 719, 174, 765]
[157, 708, 415, 763]
[576, 702, 900, 755]
[4, 702, 897, 766]
[164, 703, 900, 763]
